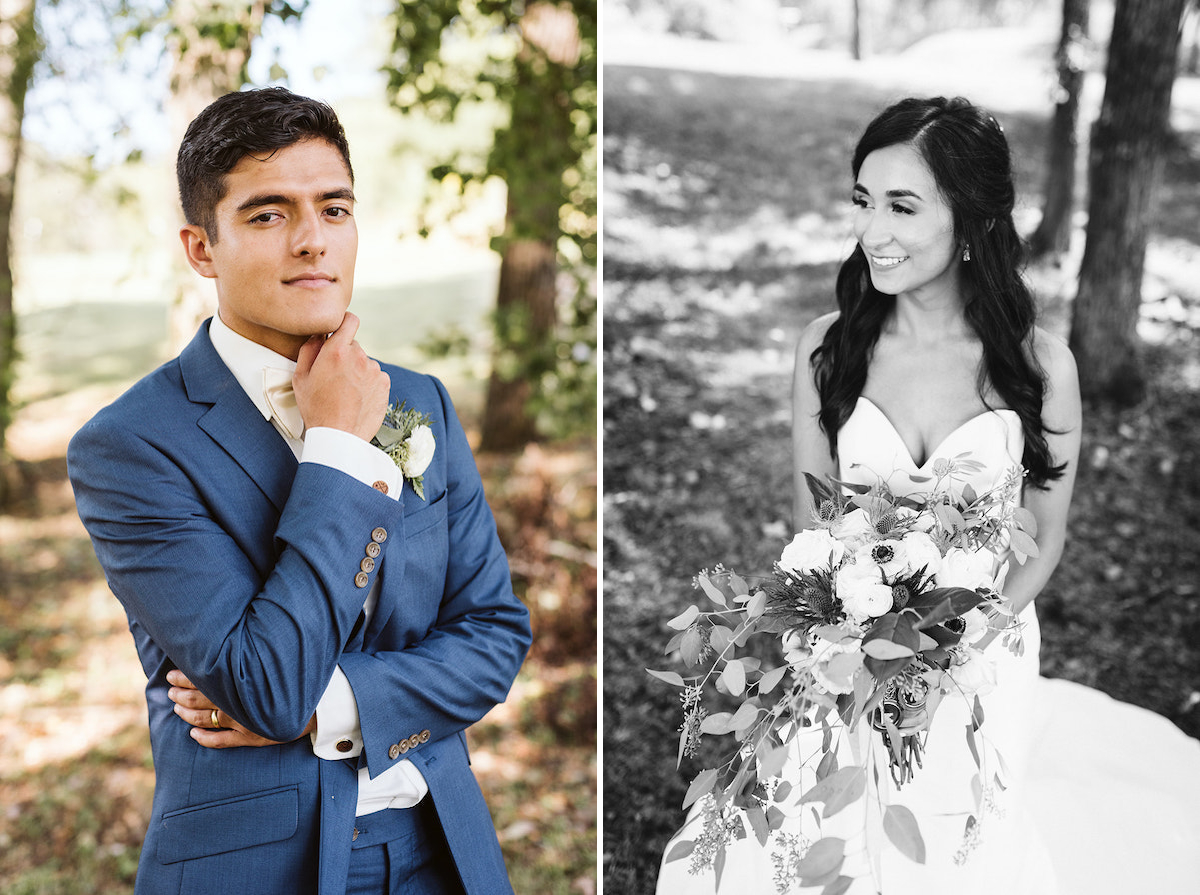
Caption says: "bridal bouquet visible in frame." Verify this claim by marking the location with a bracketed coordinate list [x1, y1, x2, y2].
[652, 456, 1035, 891]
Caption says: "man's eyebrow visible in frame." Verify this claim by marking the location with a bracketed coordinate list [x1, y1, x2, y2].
[236, 188, 356, 213]
[852, 182, 924, 201]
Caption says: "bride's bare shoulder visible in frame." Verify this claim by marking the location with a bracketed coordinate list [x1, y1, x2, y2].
[796, 311, 840, 359]
[1030, 326, 1079, 389]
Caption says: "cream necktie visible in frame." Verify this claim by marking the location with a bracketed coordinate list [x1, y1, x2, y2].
[262, 367, 304, 441]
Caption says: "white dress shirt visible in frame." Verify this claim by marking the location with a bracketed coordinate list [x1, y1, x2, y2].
[209, 313, 428, 816]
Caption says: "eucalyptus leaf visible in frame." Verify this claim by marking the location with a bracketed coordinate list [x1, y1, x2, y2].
[821, 877, 855, 895]
[720, 659, 747, 696]
[757, 744, 790, 781]
[664, 839, 694, 863]
[709, 624, 734, 655]
[883, 804, 926, 864]
[682, 768, 718, 810]
[795, 836, 846, 883]
[745, 804, 770, 846]
[730, 701, 760, 733]
[646, 668, 685, 687]
[701, 711, 734, 736]
[800, 766, 867, 818]
[668, 605, 700, 631]
[699, 575, 729, 608]
[681, 627, 703, 668]
[757, 664, 788, 695]
[373, 425, 406, 448]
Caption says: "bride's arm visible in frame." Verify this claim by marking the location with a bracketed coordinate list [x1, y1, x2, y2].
[999, 328, 1082, 615]
[792, 312, 840, 531]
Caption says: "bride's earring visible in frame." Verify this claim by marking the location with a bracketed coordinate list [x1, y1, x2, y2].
[962, 245, 971, 262]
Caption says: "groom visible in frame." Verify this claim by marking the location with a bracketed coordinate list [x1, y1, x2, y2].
[67, 87, 531, 894]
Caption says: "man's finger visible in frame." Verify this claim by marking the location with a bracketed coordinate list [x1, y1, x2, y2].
[323, 311, 359, 346]
[295, 333, 326, 375]
[169, 686, 214, 710]
[166, 668, 195, 689]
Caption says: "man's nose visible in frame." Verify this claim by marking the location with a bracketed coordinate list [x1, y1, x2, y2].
[291, 209, 326, 256]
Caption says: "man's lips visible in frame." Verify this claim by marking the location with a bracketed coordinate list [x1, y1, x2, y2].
[283, 272, 335, 285]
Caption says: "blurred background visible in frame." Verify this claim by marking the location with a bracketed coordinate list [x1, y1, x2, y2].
[603, 0, 1200, 891]
[0, 1, 595, 892]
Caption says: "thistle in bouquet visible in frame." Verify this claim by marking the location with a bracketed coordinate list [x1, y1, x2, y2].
[650, 455, 1035, 890]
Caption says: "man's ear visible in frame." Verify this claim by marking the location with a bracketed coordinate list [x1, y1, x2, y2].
[180, 224, 218, 278]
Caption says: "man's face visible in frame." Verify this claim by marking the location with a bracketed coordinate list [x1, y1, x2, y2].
[181, 138, 357, 359]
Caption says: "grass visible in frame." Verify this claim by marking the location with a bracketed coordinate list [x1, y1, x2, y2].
[601, 36, 1200, 895]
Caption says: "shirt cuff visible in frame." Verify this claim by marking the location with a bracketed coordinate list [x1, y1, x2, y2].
[310, 666, 364, 759]
[301, 427, 402, 499]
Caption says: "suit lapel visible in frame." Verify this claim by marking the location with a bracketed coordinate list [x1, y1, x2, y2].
[179, 321, 298, 514]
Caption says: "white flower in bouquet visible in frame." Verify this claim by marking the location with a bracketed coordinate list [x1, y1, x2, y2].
[779, 529, 845, 575]
[959, 607, 990, 646]
[831, 507, 875, 550]
[853, 538, 909, 579]
[781, 628, 808, 666]
[902, 530, 942, 577]
[836, 562, 894, 620]
[945, 646, 997, 696]
[938, 546, 997, 591]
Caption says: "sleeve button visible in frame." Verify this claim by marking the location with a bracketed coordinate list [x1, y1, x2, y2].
[360, 557, 375, 574]
[365, 542, 381, 559]
[371, 527, 388, 543]
[388, 744, 400, 760]
[354, 571, 369, 588]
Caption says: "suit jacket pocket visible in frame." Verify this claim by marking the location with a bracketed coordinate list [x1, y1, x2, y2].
[404, 488, 447, 535]
[156, 784, 298, 864]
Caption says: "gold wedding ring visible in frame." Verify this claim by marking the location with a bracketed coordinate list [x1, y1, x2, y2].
[211, 709, 221, 729]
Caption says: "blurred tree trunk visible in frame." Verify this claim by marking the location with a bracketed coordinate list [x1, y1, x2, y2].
[1070, 0, 1187, 405]
[850, 0, 863, 60]
[1029, 0, 1089, 259]
[0, 0, 39, 505]
[479, 239, 557, 450]
[478, 2, 580, 451]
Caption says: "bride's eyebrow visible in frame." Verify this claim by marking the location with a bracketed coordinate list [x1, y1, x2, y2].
[853, 183, 924, 201]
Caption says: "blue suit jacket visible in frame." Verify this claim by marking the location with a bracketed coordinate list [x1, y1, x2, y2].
[67, 321, 531, 895]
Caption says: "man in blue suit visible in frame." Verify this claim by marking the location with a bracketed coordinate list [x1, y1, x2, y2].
[67, 88, 531, 894]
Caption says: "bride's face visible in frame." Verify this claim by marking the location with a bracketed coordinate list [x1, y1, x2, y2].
[852, 142, 960, 302]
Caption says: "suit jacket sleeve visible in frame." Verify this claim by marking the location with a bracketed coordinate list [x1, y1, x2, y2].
[337, 375, 532, 777]
[68, 397, 400, 743]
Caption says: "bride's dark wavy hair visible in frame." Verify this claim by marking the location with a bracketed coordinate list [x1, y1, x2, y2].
[811, 96, 1064, 487]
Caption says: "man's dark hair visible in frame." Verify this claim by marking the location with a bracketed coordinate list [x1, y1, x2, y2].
[176, 86, 353, 242]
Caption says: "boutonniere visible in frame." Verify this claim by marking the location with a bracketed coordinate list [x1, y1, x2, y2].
[371, 401, 435, 500]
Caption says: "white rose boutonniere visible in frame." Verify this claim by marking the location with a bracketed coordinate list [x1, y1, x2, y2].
[371, 401, 435, 501]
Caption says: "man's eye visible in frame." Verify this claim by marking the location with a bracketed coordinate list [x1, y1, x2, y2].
[851, 195, 870, 209]
[326, 206, 351, 218]
[252, 211, 279, 223]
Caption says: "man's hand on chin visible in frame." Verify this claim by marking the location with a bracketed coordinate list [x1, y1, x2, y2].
[167, 669, 316, 749]
[293, 311, 390, 441]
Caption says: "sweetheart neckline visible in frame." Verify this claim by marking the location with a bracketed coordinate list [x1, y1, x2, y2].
[853, 396, 1019, 470]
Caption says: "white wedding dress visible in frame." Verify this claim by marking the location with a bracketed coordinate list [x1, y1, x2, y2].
[657, 397, 1200, 894]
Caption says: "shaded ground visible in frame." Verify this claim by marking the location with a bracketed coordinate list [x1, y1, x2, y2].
[601, 40, 1200, 895]
[0, 392, 596, 894]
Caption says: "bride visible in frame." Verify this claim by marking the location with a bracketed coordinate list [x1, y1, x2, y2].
[656, 96, 1200, 894]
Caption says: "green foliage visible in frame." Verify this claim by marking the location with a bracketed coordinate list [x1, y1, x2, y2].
[383, 0, 597, 442]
